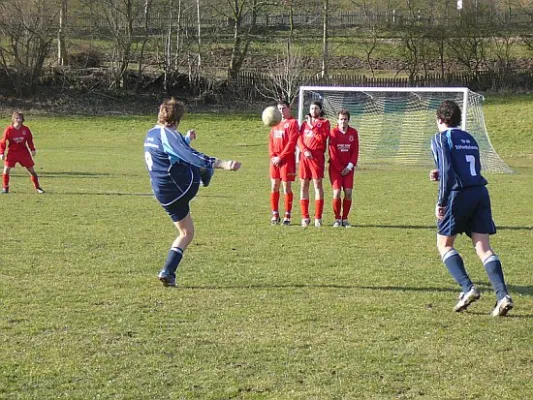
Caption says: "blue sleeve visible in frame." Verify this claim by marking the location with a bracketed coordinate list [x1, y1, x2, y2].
[159, 127, 216, 169]
[431, 132, 455, 207]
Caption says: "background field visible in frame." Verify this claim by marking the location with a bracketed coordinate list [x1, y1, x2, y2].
[1, 94, 532, 399]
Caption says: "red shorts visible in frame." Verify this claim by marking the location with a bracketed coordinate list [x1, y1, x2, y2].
[329, 167, 354, 190]
[270, 157, 296, 182]
[299, 151, 325, 180]
[4, 151, 34, 168]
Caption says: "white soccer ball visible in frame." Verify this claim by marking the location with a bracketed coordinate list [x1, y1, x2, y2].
[262, 106, 282, 127]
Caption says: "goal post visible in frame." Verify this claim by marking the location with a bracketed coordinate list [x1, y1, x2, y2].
[297, 86, 512, 173]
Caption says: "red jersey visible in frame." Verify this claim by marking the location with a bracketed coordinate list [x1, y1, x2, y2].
[0, 125, 35, 155]
[298, 118, 330, 154]
[269, 117, 299, 161]
[329, 125, 359, 172]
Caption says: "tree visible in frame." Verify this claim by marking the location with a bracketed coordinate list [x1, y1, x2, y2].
[0, 0, 57, 95]
[256, 38, 312, 105]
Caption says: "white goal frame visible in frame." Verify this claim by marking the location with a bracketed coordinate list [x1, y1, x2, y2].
[298, 86, 470, 131]
[297, 86, 512, 173]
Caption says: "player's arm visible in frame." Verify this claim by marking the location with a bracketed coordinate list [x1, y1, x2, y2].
[346, 128, 360, 172]
[161, 127, 216, 170]
[26, 128, 36, 155]
[432, 135, 454, 208]
[0, 128, 8, 158]
[328, 132, 344, 172]
[297, 125, 311, 158]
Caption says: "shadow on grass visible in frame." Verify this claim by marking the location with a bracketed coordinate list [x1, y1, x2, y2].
[183, 282, 533, 298]
[351, 224, 532, 231]
[40, 172, 114, 178]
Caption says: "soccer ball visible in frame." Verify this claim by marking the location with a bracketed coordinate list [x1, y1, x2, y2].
[262, 106, 282, 127]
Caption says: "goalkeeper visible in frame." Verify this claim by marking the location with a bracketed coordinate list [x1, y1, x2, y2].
[144, 97, 241, 287]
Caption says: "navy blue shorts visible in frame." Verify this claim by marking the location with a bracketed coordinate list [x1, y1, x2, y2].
[161, 181, 200, 222]
[438, 186, 496, 237]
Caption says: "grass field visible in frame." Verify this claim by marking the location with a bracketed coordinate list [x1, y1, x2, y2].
[1, 94, 532, 399]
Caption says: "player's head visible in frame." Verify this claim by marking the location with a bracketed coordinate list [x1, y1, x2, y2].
[158, 97, 186, 127]
[436, 100, 461, 130]
[337, 109, 350, 129]
[11, 111, 24, 126]
[277, 100, 292, 120]
[309, 101, 324, 118]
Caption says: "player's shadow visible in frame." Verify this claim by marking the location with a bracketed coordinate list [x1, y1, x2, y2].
[351, 224, 532, 231]
[39, 172, 114, 178]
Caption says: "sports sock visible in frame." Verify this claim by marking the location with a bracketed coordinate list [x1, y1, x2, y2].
[284, 192, 293, 215]
[332, 198, 342, 219]
[3, 173, 9, 188]
[483, 255, 508, 301]
[442, 249, 473, 293]
[30, 175, 40, 189]
[300, 199, 309, 219]
[163, 247, 184, 275]
[315, 199, 324, 219]
[342, 199, 352, 220]
[270, 191, 280, 215]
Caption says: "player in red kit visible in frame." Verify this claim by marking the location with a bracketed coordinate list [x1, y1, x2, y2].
[0, 111, 44, 194]
[269, 101, 299, 225]
[298, 101, 330, 227]
[329, 109, 359, 227]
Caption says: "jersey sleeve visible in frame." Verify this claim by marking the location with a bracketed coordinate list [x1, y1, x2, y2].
[160, 127, 216, 170]
[0, 127, 8, 155]
[349, 128, 359, 167]
[25, 127, 36, 152]
[328, 130, 344, 172]
[431, 133, 455, 207]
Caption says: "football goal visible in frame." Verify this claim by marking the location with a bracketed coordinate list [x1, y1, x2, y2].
[297, 86, 512, 173]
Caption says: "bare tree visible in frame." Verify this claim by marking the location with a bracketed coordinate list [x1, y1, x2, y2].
[256, 38, 312, 104]
[446, 2, 488, 79]
[58, 0, 68, 66]
[0, 0, 57, 95]
[80, 0, 145, 89]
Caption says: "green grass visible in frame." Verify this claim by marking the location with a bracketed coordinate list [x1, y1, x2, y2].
[0, 96, 532, 399]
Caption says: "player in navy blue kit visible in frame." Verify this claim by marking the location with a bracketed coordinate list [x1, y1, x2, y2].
[144, 98, 241, 287]
[430, 100, 513, 316]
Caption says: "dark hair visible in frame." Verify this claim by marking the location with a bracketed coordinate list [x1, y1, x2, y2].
[436, 100, 462, 127]
[311, 101, 325, 117]
[158, 97, 186, 127]
[338, 109, 350, 120]
[277, 100, 290, 108]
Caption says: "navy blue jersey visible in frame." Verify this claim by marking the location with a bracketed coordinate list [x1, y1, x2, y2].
[144, 125, 216, 206]
[431, 128, 487, 207]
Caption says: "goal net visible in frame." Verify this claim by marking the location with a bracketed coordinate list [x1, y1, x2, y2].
[297, 86, 512, 173]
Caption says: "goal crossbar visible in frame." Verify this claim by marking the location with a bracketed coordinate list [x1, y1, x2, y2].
[297, 86, 511, 173]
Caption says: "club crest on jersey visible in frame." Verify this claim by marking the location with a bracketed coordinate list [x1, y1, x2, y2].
[349, 135, 355, 142]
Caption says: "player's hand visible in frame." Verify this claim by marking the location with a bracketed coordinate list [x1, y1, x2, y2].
[186, 130, 196, 141]
[271, 156, 281, 166]
[341, 167, 351, 176]
[31, 150, 36, 157]
[304, 150, 312, 159]
[429, 169, 439, 181]
[435, 204, 446, 220]
[305, 114, 312, 126]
